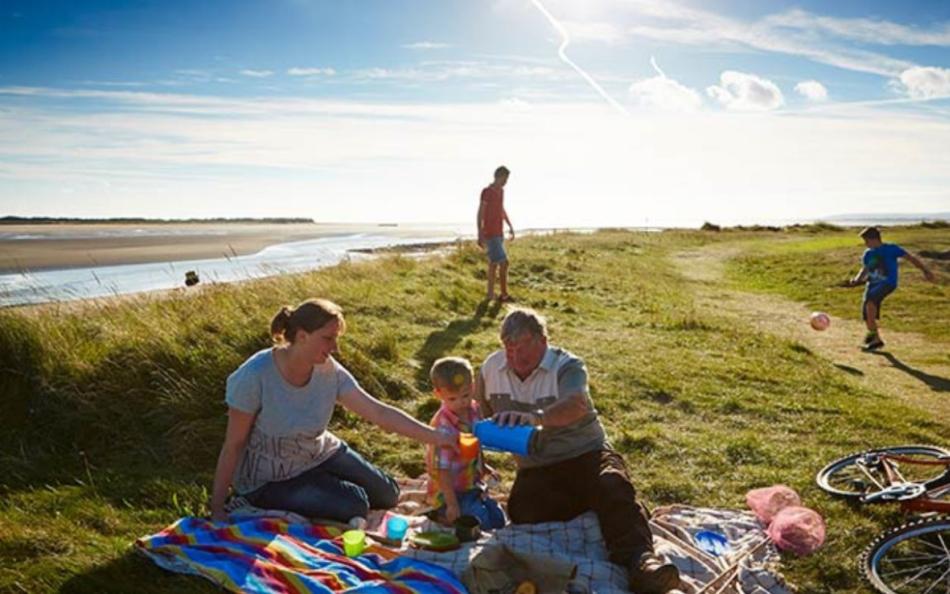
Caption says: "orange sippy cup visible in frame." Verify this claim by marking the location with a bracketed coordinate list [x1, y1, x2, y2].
[458, 433, 480, 461]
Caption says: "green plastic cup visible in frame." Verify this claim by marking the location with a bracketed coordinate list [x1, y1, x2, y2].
[342, 529, 366, 557]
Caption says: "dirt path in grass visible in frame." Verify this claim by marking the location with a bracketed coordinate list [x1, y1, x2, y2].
[673, 244, 950, 423]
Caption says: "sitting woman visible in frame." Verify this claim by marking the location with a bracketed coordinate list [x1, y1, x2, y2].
[210, 298, 455, 523]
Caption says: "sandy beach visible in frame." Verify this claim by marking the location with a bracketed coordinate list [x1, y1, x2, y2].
[0, 222, 461, 274]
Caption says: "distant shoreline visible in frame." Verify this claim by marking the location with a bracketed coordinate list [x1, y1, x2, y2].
[0, 216, 315, 225]
[0, 222, 461, 274]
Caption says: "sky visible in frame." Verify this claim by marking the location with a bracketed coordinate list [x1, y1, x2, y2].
[1, 0, 949, 227]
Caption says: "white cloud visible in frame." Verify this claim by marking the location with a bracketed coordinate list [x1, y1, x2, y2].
[508, 0, 922, 77]
[707, 71, 784, 111]
[240, 69, 273, 78]
[896, 66, 950, 99]
[402, 41, 451, 50]
[2, 86, 950, 225]
[794, 80, 828, 102]
[287, 67, 336, 76]
[764, 9, 950, 46]
[351, 62, 565, 83]
[629, 76, 702, 112]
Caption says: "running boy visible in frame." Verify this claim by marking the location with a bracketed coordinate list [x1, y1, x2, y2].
[477, 165, 515, 302]
[425, 356, 506, 529]
[847, 226, 936, 351]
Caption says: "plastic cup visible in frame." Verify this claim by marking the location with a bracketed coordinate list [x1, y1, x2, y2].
[473, 419, 536, 455]
[454, 515, 481, 543]
[386, 516, 409, 541]
[342, 529, 366, 557]
[458, 433, 480, 461]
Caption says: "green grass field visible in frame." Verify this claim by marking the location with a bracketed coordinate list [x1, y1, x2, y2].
[726, 225, 950, 342]
[1, 227, 947, 593]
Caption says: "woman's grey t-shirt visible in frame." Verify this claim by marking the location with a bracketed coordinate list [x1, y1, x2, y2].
[225, 348, 358, 495]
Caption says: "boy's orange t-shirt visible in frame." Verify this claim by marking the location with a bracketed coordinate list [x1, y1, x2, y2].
[480, 185, 504, 238]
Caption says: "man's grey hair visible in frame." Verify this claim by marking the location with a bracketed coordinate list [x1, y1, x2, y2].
[500, 308, 548, 342]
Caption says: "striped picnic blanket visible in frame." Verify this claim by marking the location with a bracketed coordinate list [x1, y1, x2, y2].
[135, 516, 466, 594]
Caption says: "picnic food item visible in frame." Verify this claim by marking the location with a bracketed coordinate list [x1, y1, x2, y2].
[514, 581, 537, 594]
[409, 531, 460, 552]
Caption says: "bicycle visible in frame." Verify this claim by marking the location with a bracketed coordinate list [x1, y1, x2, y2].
[816, 444, 950, 594]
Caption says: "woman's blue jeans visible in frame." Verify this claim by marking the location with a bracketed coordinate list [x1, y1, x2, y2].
[244, 443, 399, 522]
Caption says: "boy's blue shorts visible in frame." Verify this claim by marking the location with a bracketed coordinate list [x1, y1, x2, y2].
[485, 236, 507, 264]
[862, 283, 895, 320]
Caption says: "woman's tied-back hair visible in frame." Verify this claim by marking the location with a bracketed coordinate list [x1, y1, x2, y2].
[500, 307, 548, 342]
[270, 299, 345, 344]
[430, 356, 474, 391]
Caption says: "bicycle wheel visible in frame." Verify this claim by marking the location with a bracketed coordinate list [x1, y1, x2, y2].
[816, 445, 950, 501]
[862, 517, 950, 594]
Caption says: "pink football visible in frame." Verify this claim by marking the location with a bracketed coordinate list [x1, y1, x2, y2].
[810, 312, 830, 331]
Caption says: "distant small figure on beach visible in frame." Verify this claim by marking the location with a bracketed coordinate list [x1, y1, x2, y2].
[184, 270, 200, 287]
[845, 226, 936, 351]
[477, 165, 515, 302]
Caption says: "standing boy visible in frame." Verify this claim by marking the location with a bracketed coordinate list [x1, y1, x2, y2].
[425, 357, 506, 529]
[477, 165, 516, 302]
[847, 226, 936, 351]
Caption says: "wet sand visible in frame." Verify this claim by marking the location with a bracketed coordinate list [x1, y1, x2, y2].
[0, 223, 459, 273]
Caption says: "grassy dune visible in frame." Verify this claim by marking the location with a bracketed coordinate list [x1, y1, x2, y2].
[1, 228, 947, 593]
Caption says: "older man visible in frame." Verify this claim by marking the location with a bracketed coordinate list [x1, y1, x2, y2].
[475, 308, 680, 594]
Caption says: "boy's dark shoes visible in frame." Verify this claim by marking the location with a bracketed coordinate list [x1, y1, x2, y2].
[628, 554, 681, 593]
[862, 338, 885, 351]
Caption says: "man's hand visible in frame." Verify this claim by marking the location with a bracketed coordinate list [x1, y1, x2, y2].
[508, 227, 516, 241]
[492, 410, 539, 427]
[477, 235, 485, 249]
[924, 269, 937, 283]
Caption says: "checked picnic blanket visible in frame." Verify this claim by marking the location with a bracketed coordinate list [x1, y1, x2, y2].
[135, 516, 466, 594]
[382, 479, 792, 594]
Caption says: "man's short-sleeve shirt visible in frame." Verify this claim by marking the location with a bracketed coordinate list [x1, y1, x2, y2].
[476, 346, 606, 468]
[863, 243, 907, 288]
[480, 185, 505, 238]
[225, 348, 354, 494]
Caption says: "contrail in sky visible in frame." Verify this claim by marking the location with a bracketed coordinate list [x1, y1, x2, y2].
[529, 0, 630, 116]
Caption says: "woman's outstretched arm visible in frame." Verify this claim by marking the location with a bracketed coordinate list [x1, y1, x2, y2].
[339, 387, 457, 450]
[210, 407, 256, 522]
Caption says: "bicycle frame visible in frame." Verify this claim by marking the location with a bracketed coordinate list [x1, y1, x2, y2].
[875, 453, 950, 513]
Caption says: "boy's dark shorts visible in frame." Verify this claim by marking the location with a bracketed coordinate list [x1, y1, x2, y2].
[862, 283, 895, 320]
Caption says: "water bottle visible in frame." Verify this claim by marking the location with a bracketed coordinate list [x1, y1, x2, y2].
[473, 419, 536, 455]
